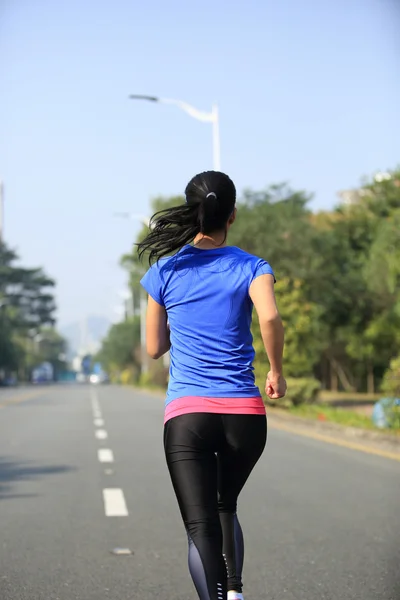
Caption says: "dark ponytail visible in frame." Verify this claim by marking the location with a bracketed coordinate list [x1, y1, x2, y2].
[137, 171, 236, 264]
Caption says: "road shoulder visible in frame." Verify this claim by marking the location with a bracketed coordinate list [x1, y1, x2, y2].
[130, 386, 400, 461]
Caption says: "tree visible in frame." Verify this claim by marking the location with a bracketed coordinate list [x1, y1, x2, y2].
[0, 317, 23, 373]
[310, 170, 400, 392]
[0, 243, 56, 330]
[0, 241, 57, 376]
[265, 278, 324, 377]
[229, 184, 318, 281]
[33, 328, 68, 377]
[96, 317, 141, 377]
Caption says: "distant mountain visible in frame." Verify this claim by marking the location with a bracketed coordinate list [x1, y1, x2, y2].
[61, 315, 111, 357]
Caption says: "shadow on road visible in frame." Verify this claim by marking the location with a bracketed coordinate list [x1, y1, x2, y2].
[0, 457, 75, 500]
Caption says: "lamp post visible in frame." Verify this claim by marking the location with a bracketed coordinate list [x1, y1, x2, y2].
[128, 95, 221, 171]
[114, 212, 150, 228]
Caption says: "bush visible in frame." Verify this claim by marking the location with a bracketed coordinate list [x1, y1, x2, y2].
[261, 376, 320, 408]
[381, 355, 400, 398]
[138, 363, 168, 389]
[138, 371, 154, 388]
[120, 367, 138, 385]
[376, 357, 400, 429]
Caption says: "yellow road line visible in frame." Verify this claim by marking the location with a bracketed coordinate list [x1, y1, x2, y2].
[0, 389, 49, 409]
[269, 420, 400, 463]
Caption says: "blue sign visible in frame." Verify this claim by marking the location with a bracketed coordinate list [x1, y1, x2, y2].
[93, 362, 103, 375]
[81, 355, 92, 375]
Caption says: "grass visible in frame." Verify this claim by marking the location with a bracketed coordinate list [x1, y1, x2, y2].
[288, 404, 374, 428]
[287, 403, 400, 435]
[319, 390, 380, 405]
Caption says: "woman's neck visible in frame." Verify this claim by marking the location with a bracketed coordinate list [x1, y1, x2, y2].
[193, 231, 227, 249]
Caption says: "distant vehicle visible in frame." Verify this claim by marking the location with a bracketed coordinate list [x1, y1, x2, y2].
[0, 374, 18, 387]
[89, 372, 109, 385]
[32, 362, 53, 384]
[76, 372, 88, 383]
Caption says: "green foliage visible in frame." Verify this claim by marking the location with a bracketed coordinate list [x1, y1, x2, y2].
[267, 377, 321, 408]
[306, 169, 400, 391]
[95, 317, 141, 377]
[0, 243, 56, 331]
[138, 371, 155, 388]
[119, 367, 139, 386]
[381, 356, 400, 399]
[33, 328, 68, 374]
[289, 404, 380, 431]
[0, 321, 23, 371]
[273, 278, 324, 377]
[0, 241, 58, 377]
[230, 184, 318, 280]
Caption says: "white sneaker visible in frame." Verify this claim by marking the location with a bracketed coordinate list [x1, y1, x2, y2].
[228, 592, 244, 600]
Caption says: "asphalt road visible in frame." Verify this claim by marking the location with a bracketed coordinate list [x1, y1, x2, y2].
[0, 384, 399, 600]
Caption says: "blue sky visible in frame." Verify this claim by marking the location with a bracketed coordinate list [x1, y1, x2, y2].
[1, 0, 399, 327]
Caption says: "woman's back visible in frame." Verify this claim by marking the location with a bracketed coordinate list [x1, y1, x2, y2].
[141, 244, 274, 401]
[138, 170, 286, 600]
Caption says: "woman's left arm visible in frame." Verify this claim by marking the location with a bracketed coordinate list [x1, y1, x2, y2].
[145, 295, 170, 359]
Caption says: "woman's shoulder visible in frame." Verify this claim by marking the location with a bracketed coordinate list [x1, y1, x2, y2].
[227, 247, 275, 280]
[228, 246, 267, 264]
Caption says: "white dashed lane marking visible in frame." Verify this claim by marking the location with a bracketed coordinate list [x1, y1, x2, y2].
[103, 488, 129, 516]
[91, 389, 130, 517]
[98, 449, 114, 463]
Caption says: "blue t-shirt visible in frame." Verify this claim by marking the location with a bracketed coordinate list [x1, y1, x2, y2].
[140, 245, 274, 404]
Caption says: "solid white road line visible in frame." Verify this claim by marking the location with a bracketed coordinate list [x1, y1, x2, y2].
[98, 449, 114, 463]
[95, 429, 108, 440]
[94, 418, 105, 427]
[103, 488, 129, 516]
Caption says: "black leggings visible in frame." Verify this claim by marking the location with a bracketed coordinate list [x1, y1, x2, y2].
[164, 413, 267, 600]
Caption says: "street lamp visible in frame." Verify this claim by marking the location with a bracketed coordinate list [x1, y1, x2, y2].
[129, 95, 221, 171]
[114, 212, 151, 228]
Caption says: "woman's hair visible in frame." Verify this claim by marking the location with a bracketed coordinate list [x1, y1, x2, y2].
[137, 171, 236, 264]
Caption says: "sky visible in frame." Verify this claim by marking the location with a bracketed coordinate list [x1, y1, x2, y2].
[0, 0, 399, 328]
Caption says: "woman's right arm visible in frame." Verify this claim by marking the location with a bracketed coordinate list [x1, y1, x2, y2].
[249, 273, 286, 399]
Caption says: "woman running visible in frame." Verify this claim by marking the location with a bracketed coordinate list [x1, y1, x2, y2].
[138, 170, 286, 600]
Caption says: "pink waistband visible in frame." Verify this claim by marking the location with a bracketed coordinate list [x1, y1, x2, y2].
[164, 395, 266, 424]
